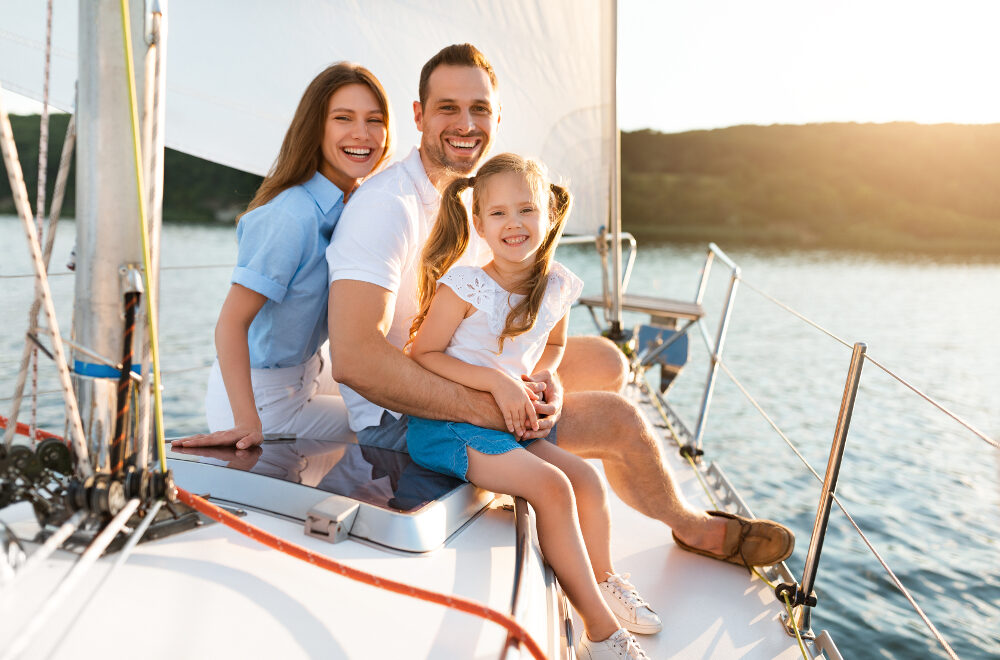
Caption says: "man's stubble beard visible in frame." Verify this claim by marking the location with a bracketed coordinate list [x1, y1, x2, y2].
[424, 135, 490, 180]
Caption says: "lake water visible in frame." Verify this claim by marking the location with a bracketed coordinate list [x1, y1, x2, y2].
[2, 215, 998, 658]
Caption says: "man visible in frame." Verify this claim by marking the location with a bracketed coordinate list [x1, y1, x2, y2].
[326, 44, 794, 570]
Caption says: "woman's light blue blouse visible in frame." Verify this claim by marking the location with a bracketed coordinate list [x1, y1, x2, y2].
[232, 172, 345, 369]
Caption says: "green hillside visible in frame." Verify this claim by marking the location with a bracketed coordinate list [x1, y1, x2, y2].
[0, 114, 262, 223]
[622, 123, 1000, 254]
[4, 115, 1000, 254]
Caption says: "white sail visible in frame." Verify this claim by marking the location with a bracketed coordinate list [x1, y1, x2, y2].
[0, 0, 614, 234]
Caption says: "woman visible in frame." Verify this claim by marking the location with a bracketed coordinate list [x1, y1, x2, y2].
[174, 62, 391, 450]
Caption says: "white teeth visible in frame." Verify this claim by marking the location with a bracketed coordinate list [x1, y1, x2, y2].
[447, 139, 477, 149]
[503, 236, 527, 245]
[343, 147, 372, 156]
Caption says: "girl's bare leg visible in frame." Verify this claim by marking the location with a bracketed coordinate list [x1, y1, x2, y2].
[527, 439, 614, 582]
[465, 447, 619, 642]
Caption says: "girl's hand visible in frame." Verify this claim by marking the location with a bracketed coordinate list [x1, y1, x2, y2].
[490, 372, 540, 438]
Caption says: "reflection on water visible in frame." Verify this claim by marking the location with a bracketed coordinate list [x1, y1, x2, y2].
[2, 216, 999, 658]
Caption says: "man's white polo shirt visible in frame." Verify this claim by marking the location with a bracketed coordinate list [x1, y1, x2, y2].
[326, 147, 488, 432]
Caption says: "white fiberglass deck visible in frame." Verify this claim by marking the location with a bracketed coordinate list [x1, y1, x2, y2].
[0, 391, 825, 659]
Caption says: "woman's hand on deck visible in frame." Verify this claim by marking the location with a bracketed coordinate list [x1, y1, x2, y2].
[170, 443, 263, 471]
[170, 424, 264, 450]
[490, 372, 540, 438]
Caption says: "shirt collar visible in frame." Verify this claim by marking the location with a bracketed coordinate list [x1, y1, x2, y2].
[402, 147, 440, 207]
[302, 171, 345, 215]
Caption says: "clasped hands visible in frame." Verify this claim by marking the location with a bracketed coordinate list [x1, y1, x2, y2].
[489, 369, 563, 440]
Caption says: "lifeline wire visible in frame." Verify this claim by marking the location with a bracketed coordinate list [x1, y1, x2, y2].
[697, 347, 960, 658]
[863, 353, 998, 450]
[118, 0, 167, 472]
[739, 276, 997, 451]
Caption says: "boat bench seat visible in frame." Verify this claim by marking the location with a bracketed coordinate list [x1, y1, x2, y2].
[578, 293, 704, 321]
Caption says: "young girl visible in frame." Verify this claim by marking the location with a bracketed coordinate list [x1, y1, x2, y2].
[174, 62, 391, 451]
[406, 154, 657, 660]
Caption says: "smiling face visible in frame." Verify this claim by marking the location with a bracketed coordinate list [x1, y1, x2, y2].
[413, 64, 499, 185]
[473, 171, 548, 270]
[318, 83, 388, 195]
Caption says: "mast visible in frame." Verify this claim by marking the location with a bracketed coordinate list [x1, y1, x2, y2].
[74, 0, 156, 473]
[607, 0, 624, 337]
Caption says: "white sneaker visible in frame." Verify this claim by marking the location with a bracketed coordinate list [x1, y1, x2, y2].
[577, 628, 650, 659]
[599, 572, 662, 634]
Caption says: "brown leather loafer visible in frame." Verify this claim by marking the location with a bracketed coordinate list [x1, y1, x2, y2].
[672, 510, 795, 569]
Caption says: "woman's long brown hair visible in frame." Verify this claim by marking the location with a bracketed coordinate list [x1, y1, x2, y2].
[408, 153, 572, 352]
[238, 62, 392, 221]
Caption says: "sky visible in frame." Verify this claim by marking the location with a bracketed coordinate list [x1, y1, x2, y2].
[4, 1, 1000, 134]
[617, 0, 1000, 132]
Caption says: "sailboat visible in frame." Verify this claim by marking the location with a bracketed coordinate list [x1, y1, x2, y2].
[6, 1, 984, 658]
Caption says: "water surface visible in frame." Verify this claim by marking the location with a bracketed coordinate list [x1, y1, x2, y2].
[2, 217, 998, 658]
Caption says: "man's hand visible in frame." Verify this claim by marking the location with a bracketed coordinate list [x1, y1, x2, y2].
[490, 372, 539, 438]
[520, 370, 563, 440]
[170, 424, 263, 450]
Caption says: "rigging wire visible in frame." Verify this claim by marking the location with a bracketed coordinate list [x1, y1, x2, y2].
[28, 0, 55, 448]
[135, 3, 166, 472]
[118, 0, 167, 472]
[0, 86, 90, 475]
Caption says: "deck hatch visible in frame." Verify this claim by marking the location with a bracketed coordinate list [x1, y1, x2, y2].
[167, 438, 493, 553]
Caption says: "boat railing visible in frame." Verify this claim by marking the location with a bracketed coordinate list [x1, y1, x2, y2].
[561, 231, 638, 328]
[637, 242, 995, 660]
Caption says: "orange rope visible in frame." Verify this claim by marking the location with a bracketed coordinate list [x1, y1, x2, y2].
[177, 487, 548, 659]
[0, 416, 547, 658]
[0, 414, 63, 442]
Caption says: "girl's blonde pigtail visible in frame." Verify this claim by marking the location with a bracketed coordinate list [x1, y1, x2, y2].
[406, 177, 475, 348]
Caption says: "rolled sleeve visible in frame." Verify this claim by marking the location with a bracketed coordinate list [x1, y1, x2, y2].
[327, 190, 414, 294]
[231, 266, 289, 301]
[234, 206, 310, 303]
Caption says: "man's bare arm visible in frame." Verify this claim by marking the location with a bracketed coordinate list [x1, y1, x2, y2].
[328, 279, 509, 429]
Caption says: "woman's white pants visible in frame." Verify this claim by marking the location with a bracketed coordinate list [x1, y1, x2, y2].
[204, 347, 352, 441]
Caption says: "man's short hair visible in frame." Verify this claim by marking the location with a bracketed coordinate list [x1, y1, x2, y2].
[418, 43, 498, 107]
